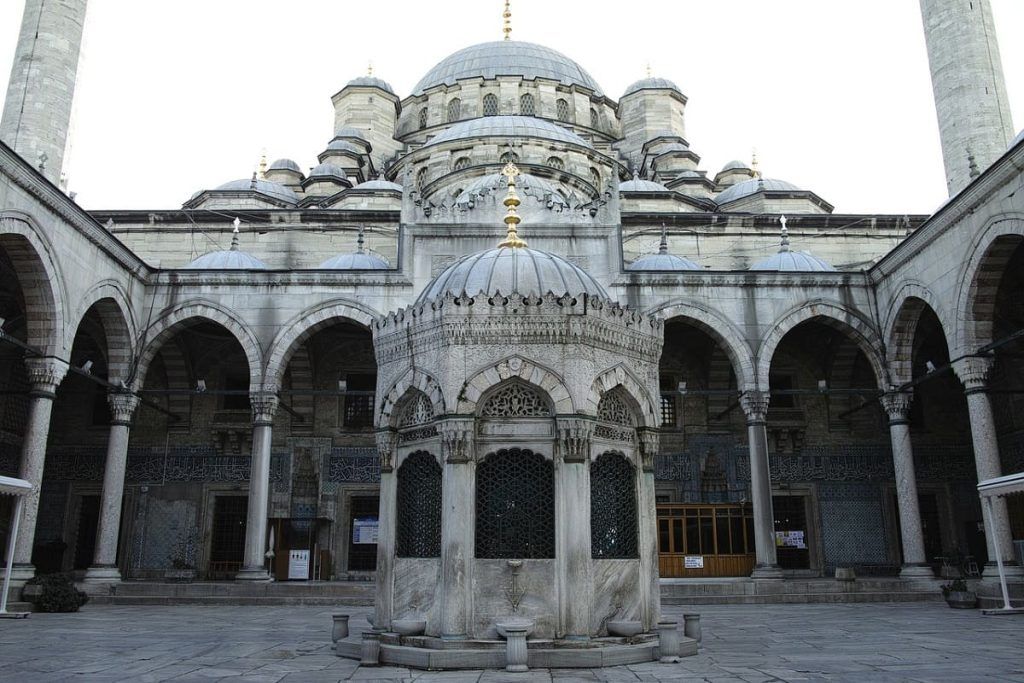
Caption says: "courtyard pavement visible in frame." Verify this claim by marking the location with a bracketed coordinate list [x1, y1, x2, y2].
[0, 602, 1021, 682]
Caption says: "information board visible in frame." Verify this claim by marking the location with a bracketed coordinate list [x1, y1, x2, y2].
[352, 517, 379, 544]
[684, 555, 704, 569]
[288, 549, 310, 580]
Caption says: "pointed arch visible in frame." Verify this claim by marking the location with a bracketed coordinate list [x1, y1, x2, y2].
[456, 356, 572, 414]
[586, 363, 657, 427]
[649, 299, 755, 390]
[0, 214, 67, 356]
[882, 283, 951, 386]
[379, 367, 445, 428]
[68, 281, 137, 383]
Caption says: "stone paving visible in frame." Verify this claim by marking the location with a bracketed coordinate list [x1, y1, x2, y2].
[0, 603, 1021, 682]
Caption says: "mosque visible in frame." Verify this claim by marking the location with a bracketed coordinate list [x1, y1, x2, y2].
[0, 0, 1022, 629]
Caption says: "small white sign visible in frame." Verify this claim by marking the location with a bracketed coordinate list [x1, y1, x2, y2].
[352, 517, 379, 545]
[684, 555, 704, 569]
[288, 549, 310, 580]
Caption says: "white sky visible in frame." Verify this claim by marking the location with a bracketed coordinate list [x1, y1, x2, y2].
[0, 0, 1021, 215]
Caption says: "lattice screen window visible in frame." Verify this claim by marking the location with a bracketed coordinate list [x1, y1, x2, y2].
[589, 167, 601, 189]
[418, 107, 428, 130]
[556, 98, 570, 122]
[447, 98, 462, 123]
[483, 94, 499, 117]
[416, 167, 429, 189]
[396, 451, 442, 558]
[520, 93, 536, 116]
[479, 382, 552, 418]
[660, 393, 677, 427]
[398, 392, 434, 427]
[547, 156, 564, 171]
[596, 389, 637, 442]
[475, 448, 554, 558]
[591, 452, 638, 558]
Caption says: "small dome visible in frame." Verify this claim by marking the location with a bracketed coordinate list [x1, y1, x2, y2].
[721, 160, 751, 172]
[324, 139, 362, 155]
[750, 224, 836, 272]
[455, 172, 566, 208]
[185, 226, 267, 270]
[320, 252, 390, 270]
[413, 41, 603, 96]
[345, 75, 394, 94]
[417, 247, 607, 304]
[334, 127, 369, 142]
[213, 178, 298, 204]
[353, 178, 403, 192]
[627, 231, 700, 271]
[426, 116, 592, 149]
[268, 158, 302, 174]
[623, 77, 683, 98]
[620, 175, 670, 192]
[715, 177, 802, 205]
[308, 163, 348, 181]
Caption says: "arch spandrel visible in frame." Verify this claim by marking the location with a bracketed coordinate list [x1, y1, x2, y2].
[881, 285, 952, 386]
[68, 282, 138, 383]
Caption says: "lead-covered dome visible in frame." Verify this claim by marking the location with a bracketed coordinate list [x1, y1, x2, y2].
[213, 178, 298, 204]
[750, 226, 836, 272]
[715, 177, 802, 205]
[623, 77, 683, 98]
[185, 226, 267, 270]
[345, 75, 395, 94]
[426, 116, 592, 149]
[413, 41, 603, 95]
[417, 247, 607, 304]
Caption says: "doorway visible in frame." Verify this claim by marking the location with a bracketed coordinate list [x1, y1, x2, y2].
[772, 495, 810, 570]
[209, 495, 247, 579]
[347, 496, 379, 572]
[72, 495, 100, 570]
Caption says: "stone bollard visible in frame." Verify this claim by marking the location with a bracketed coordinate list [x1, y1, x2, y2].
[656, 620, 680, 662]
[683, 614, 702, 643]
[504, 626, 529, 673]
[360, 630, 382, 666]
[332, 614, 350, 643]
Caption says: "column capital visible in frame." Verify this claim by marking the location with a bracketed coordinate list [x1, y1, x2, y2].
[879, 391, 913, 424]
[952, 356, 994, 394]
[24, 357, 68, 397]
[556, 416, 592, 464]
[249, 391, 278, 425]
[107, 390, 140, 426]
[638, 427, 660, 473]
[438, 418, 474, 464]
[376, 428, 398, 472]
[740, 391, 770, 424]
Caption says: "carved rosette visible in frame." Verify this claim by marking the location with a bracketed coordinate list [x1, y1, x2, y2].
[376, 429, 397, 473]
[879, 392, 912, 424]
[107, 391, 141, 426]
[439, 419, 474, 464]
[24, 357, 68, 398]
[638, 427, 660, 472]
[740, 391, 771, 425]
[249, 391, 279, 426]
[952, 356, 993, 395]
[556, 417, 593, 464]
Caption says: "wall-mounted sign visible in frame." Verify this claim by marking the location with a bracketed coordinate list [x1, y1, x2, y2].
[288, 550, 310, 580]
[684, 555, 704, 569]
[775, 530, 807, 549]
[352, 517, 379, 545]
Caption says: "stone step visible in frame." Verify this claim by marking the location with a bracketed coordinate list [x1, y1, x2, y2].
[659, 578, 944, 605]
[89, 595, 373, 606]
[84, 580, 375, 606]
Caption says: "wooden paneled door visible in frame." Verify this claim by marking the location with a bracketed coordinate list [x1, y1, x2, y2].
[657, 504, 756, 578]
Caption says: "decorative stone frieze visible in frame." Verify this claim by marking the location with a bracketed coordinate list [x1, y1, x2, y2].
[107, 391, 141, 426]
[739, 391, 770, 424]
[556, 417, 593, 463]
[952, 356, 994, 394]
[24, 357, 68, 398]
[376, 428, 398, 472]
[879, 392, 912, 424]
[439, 419, 474, 463]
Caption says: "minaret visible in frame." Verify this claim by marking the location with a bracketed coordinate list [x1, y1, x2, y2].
[0, 0, 89, 187]
[919, 0, 1014, 196]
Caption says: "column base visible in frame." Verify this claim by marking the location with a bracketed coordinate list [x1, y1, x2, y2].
[235, 567, 273, 582]
[82, 565, 123, 583]
[898, 564, 936, 580]
[982, 561, 1024, 581]
[0, 563, 35, 584]
[750, 565, 783, 580]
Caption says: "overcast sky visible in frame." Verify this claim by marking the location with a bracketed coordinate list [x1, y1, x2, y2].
[1, 1, 1021, 214]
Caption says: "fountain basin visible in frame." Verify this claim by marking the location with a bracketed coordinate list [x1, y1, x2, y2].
[392, 619, 427, 636]
[607, 620, 643, 637]
[495, 617, 536, 638]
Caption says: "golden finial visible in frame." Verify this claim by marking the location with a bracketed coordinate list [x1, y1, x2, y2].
[498, 161, 527, 248]
[258, 151, 268, 180]
[503, 0, 512, 41]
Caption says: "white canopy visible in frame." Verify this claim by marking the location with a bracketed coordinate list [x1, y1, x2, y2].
[0, 476, 31, 498]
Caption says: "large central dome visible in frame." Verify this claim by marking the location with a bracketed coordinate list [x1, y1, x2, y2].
[413, 41, 604, 96]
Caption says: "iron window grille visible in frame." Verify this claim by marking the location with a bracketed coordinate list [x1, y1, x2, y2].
[396, 451, 442, 558]
[591, 452, 639, 558]
[475, 448, 554, 558]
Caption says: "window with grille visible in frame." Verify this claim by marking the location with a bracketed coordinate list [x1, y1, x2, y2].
[590, 108, 600, 129]
[591, 452, 638, 558]
[589, 167, 601, 189]
[596, 389, 637, 442]
[447, 98, 461, 122]
[547, 156, 564, 171]
[396, 451, 442, 558]
[475, 448, 554, 558]
[453, 156, 471, 171]
[556, 98, 570, 122]
[483, 93, 499, 117]
[499, 151, 520, 165]
[416, 167, 429, 189]
[418, 107, 428, 129]
[660, 393, 677, 427]
[480, 381, 551, 417]
[343, 373, 375, 429]
[520, 93, 535, 116]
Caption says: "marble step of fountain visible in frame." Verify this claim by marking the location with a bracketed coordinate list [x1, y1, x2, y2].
[83, 580, 375, 606]
[660, 577, 945, 605]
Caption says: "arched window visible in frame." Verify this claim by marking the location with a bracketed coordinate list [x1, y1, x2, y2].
[590, 452, 638, 558]
[546, 156, 565, 171]
[499, 150, 520, 165]
[595, 389, 637, 442]
[416, 167, 429, 188]
[476, 448, 554, 558]
[418, 107, 428, 130]
[520, 93, 535, 117]
[447, 98, 462, 123]
[589, 167, 602, 189]
[556, 98, 571, 122]
[483, 93, 499, 117]
[590, 107, 600, 129]
[480, 381, 551, 418]
[396, 451, 442, 558]
[453, 156, 471, 171]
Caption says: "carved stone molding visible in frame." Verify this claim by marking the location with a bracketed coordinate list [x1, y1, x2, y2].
[249, 392, 279, 426]
[439, 418, 474, 464]
[556, 417, 593, 464]
[879, 392, 912, 424]
[108, 391, 141, 426]
[24, 357, 68, 398]
[740, 391, 770, 424]
[952, 356, 994, 394]
[638, 427, 660, 472]
[376, 429, 397, 472]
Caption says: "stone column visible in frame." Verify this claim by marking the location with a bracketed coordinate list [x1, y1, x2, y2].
[953, 358, 1023, 579]
[236, 392, 278, 581]
[555, 417, 593, 639]
[372, 428, 397, 631]
[84, 390, 140, 583]
[638, 427, 662, 629]
[879, 392, 933, 579]
[740, 391, 782, 579]
[8, 358, 67, 580]
[438, 419, 474, 639]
